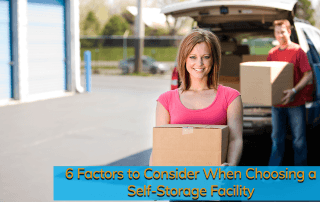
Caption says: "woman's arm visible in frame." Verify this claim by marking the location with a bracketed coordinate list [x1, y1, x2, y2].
[225, 96, 243, 166]
[149, 101, 170, 166]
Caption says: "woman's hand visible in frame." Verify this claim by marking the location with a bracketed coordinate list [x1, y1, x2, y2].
[149, 152, 153, 166]
[221, 162, 237, 166]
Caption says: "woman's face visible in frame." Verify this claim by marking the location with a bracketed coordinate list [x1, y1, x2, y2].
[186, 42, 213, 80]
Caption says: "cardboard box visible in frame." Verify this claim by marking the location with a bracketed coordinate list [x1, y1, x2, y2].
[220, 55, 242, 77]
[240, 61, 294, 106]
[219, 75, 240, 92]
[152, 124, 229, 166]
[220, 42, 237, 52]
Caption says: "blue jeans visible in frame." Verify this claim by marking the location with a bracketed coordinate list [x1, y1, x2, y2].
[269, 105, 308, 166]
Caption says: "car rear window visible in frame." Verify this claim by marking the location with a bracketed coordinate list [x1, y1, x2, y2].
[241, 37, 275, 55]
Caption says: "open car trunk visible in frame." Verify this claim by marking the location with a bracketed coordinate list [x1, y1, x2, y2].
[162, 0, 296, 30]
[162, 0, 299, 129]
[162, 0, 297, 95]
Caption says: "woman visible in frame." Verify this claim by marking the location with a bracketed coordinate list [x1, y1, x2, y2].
[149, 29, 243, 166]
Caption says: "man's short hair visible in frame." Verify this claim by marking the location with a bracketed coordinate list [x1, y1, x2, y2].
[273, 19, 291, 31]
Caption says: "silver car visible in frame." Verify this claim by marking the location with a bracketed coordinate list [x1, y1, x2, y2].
[119, 55, 170, 74]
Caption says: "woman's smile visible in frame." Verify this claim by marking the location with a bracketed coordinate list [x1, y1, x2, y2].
[194, 68, 205, 72]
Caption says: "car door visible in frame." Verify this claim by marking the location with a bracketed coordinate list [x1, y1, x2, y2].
[142, 59, 149, 72]
[295, 22, 320, 128]
[127, 58, 135, 72]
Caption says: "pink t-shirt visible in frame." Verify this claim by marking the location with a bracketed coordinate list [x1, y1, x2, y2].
[157, 85, 240, 125]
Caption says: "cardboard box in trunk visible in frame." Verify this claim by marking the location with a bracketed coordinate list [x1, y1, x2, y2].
[242, 55, 268, 62]
[152, 124, 229, 166]
[240, 61, 294, 106]
[219, 75, 240, 92]
[220, 55, 242, 77]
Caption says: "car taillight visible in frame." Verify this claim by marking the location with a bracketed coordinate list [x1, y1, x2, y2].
[171, 67, 179, 90]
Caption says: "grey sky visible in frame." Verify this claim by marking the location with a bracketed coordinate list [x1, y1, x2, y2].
[311, 0, 319, 8]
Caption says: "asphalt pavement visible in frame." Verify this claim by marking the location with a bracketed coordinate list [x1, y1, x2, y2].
[80, 61, 175, 68]
[0, 74, 171, 202]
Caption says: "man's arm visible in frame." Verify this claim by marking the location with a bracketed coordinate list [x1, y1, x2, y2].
[294, 70, 313, 92]
[281, 70, 313, 105]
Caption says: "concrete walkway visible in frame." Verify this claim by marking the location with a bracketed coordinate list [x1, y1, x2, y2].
[0, 75, 171, 202]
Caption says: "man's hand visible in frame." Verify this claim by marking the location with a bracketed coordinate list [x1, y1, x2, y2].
[281, 89, 295, 105]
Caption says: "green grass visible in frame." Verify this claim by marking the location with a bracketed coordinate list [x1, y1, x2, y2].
[252, 47, 273, 55]
[242, 39, 274, 55]
[80, 47, 178, 62]
[80, 43, 273, 62]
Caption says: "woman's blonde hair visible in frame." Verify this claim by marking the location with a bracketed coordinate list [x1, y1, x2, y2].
[177, 29, 221, 91]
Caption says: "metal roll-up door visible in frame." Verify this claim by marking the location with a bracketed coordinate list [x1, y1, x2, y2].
[27, 0, 66, 95]
[0, 0, 12, 100]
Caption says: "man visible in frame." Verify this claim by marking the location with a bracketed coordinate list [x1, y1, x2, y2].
[268, 19, 314, 166]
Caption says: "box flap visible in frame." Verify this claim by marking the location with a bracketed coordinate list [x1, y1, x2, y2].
[270, 63, 293, 83]
[155, 124, 228, 129]
[240, 61, 289, 67]
[155, 124, 206, 128]
[204, 125, 228, 129]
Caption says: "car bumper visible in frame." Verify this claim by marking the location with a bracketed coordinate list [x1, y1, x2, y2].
[243, 116, 272, 135]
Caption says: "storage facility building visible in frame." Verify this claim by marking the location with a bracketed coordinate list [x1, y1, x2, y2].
[0, 0, 82, 106]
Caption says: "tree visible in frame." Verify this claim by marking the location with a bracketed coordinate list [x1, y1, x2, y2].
[122, 10, 135, 25]
[109, 0, 141, 16]
[314, 1, 320, 29]
[145, 26, 169, 36]
[166, 16, 192, 36]
[80, 0, 110, 36]
[83, 11, 100, 36]
[101, 15, 130, 36]
[296, 0, 315, 25]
